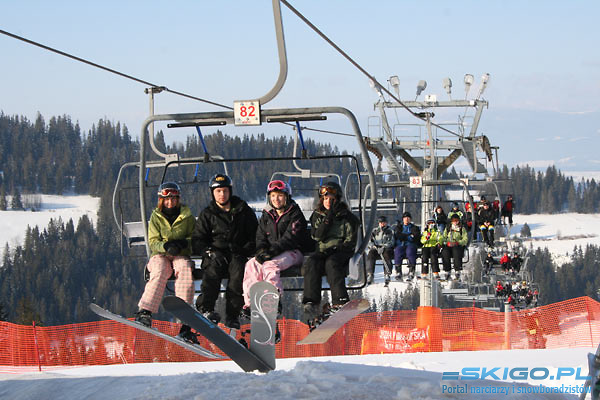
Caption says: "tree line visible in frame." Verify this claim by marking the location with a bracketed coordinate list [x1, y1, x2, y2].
[1, 111, 599, 325]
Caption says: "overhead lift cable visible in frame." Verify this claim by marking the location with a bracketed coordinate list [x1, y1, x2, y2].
[279, 0, 463, 139]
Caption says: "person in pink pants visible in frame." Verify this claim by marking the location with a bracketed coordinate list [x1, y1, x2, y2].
[242, 180, 311, 317]
[134, 182, 197, 343]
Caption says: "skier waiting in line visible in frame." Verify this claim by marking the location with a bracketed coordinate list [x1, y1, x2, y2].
[134, 182, 198, 343]
[477, 200, 496, 247]
[242, 180, 309, 318]
[420, 217, 442, 279]
[501, 194, 515, 226]
[484, 252, 496, 275]
[192, 174, 258, 330]
[500, 252, 512, 273]
[365, 215, 394, 285]
[393, 211, 421, 281]
[302, 181, 359, 320]
[440, 213, 468, 280]
[511, 252, 523, 274]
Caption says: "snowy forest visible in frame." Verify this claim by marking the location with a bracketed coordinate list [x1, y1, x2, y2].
[0, 112, 600, 326]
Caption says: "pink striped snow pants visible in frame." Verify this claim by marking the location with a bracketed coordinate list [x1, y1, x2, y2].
[242, 249, 303, 308]
[138, 254, 194, 313]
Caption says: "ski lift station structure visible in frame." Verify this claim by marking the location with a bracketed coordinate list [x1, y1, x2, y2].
[364, 73, 513, 308]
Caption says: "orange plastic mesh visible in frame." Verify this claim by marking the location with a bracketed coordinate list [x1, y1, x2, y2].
[1, 296, 599, 371]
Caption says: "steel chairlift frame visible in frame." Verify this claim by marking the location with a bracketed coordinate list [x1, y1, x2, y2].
[136, 107, 376, 291]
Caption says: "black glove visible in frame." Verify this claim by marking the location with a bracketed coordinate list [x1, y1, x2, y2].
[205, 248, 228, 268]
[164, 240, 182, 256]
[255, 248, 272, 264]
[313, 209, 336, 239]
[174, 239, 188, 249]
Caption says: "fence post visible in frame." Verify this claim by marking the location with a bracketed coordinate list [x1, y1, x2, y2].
[585, 298, 594, 347]
[32, 321, 41, 372]
[504, 302, 511, 350]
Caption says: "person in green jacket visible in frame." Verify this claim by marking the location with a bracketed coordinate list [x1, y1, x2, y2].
[420, 216, 442, 279]
[440, 213, 469, 280]
[135, 182, 197, 343]
[302, 181, 359, 322]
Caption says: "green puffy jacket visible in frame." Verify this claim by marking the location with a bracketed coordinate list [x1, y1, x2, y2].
[441, 224, 468, 247]
[310, 202, 359, 254]
[420, 227, 442, 248]
[148, 205, 195, 257]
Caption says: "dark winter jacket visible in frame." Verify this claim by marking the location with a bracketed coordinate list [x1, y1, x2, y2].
[148, 205, 195, 257]
[434, 209, 447, 226]
[477, 207, 496, 225]
[192, 196, 258, 258]
[310, 201, 359, 254]
[502, 200, 514, 213]
[256, 200, 311, 255]
[394, 222, 421, 247]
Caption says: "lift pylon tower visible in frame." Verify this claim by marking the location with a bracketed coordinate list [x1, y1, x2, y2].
[367, 75, 501, 307]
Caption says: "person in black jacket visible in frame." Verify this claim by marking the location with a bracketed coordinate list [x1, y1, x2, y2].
[477, 200, 496, 247]
[241, 180, 309, 316]
[302, 182, 359, 319]
[192, 174, 258, 329]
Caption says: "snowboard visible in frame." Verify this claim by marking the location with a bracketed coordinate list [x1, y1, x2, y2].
[89, 303, 223, 360]
[298, 299, 370, 345]
[162, 295, 274, 373]
[248, 281, 279, 371]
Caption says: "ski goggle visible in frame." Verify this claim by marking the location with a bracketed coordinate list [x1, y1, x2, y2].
[267, 180, 287, 192]
[319, 186, 338, 197]
[158, 188, 180, 198]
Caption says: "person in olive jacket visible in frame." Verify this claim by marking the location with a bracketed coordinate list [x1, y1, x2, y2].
[440, 213, 469, 280]
[135, 182, 198, 343]
[302, 181, 359, 319]
[192, 174, 258, 329]
[242, 180, 309, 315]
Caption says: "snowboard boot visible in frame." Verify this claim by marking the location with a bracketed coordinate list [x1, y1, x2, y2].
[134, 309, 152, 327]
[225, 315, 241, 330]
[200, 308, 221, 324]
[394, 273, 403, 281]
[384, 274, 390, 287]
[303, 302, 321, 331]
[177, 324, 200, 345]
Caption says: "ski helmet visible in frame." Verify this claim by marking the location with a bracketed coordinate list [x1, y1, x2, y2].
[452, 201, 459, 209]
[209, 174, 232, 192]
[426, 216, 435, 224]
[318, 181, 342, 201]
[377, 215, 387, 223]
[157, 182, 181, 198]
[402, 211, 412, 219]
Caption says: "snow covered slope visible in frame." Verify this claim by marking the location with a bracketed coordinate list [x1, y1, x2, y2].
[0, 348, 594, 399]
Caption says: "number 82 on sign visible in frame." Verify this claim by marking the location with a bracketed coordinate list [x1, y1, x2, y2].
[234, 100, 261, 126]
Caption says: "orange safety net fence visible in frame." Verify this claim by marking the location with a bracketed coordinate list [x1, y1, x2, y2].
[2, 296, 599, 371]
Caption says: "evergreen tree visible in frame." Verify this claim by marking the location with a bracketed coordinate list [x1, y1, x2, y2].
[520, 223, 532, 238]
[0, 185, 6, 210]
[0, 302, 7, 321]
[10, 187, 23, 210]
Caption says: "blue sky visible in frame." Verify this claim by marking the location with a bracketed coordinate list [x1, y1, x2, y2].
[1, 1, 599, 172]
